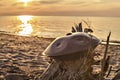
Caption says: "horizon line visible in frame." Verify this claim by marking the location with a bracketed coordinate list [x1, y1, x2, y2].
[0, 14, 120, 17]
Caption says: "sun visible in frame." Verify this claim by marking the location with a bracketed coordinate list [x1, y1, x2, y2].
[19, 0, 32, 3]
[18, 0, 32, 6]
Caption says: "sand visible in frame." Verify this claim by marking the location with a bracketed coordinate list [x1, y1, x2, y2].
[0, 32, 119, 80]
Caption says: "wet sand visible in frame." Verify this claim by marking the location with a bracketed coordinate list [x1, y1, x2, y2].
[0, 33, 120, 80]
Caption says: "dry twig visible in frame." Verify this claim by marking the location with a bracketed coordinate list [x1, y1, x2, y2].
[100, 32, 111, 80]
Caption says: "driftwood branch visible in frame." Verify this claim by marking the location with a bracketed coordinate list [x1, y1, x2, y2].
[106, 66, 112, 77]
[100, 32, 111, 80]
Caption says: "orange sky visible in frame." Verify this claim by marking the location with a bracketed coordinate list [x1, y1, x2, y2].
[0, 0, 120, 16]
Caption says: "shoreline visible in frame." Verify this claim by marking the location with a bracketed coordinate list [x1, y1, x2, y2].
[0, 30, 120, 46]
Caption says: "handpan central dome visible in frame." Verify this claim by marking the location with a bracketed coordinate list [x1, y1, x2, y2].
[43, 32, 100, 57]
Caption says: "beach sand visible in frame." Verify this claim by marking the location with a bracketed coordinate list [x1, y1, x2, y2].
[0, 33, 119, 80]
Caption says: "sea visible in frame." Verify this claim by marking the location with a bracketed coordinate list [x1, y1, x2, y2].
[0, 16, 120, 41]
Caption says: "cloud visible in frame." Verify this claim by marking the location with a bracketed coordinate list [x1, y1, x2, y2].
[0, 0, 120, 16]
[63, 1, 86, 5]
[93, 0, 102, 2]
[0, 3, 4, 6]
[103, 0, 120, 2]
[39, 0, 63, 4]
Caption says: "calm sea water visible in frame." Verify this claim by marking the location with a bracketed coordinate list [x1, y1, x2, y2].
[0, 16, 120, 41]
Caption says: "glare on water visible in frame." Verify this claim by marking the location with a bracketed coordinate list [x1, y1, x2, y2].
[17, 15, 33, 36]
[0, 16, 120, 41]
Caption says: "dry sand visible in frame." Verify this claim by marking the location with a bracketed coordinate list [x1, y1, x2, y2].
[0, 33, 119, 80]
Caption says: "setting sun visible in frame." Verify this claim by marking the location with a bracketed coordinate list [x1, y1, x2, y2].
[19, 0, 32, 3]
[18, 0, 32, 6]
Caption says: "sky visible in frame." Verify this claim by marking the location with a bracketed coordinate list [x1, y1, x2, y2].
[0, 0, 120, 16]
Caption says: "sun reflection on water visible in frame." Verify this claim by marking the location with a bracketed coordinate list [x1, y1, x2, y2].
[17, 15, 33, 36]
